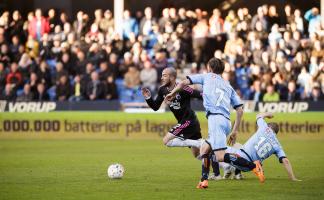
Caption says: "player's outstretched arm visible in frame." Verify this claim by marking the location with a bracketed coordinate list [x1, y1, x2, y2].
[142, 88, 164, 111]
[256, 112, 274, 120]
[281, 157, 301, 181]
[228, 106, 243, 146]
[166, 79, 191, 101]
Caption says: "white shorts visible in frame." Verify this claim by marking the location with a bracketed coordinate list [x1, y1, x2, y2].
[206, 115, 231, 151]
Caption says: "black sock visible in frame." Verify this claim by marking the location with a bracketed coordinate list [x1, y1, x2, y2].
[224, 153, 255, 171]
[201, 154, 210, 181]
[209, 154, 220, 176]
[235, 168, 241, 175]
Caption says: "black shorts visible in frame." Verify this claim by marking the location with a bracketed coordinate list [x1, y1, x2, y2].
[169, 119, 202, 140]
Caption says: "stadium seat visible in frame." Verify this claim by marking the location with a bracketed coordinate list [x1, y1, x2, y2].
[47, 86, 56, 101]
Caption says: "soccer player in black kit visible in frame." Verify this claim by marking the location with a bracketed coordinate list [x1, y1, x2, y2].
[142, 67, 202, 157]
[142, 67, 220, 176]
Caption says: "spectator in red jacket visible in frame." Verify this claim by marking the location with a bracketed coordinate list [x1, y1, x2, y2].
[6, 62, 22, 87]
[28, 9, 50, 40]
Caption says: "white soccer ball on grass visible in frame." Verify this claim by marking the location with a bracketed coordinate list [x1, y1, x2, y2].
[107, 163, 125, 179]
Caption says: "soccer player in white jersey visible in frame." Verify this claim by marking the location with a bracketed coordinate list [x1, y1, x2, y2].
[222, 112, 301, 181]
[166, 58, 264, 189]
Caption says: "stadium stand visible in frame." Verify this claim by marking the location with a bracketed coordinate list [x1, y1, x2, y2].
[0, 5, 323, 103]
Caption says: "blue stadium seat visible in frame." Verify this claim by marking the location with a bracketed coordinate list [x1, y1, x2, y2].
[16, 89, 24, 96]
[46, 59, 57, 72]
[47, 86, 56, 101]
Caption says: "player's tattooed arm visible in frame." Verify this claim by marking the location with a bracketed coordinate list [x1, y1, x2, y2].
[281, 157, 301, 181]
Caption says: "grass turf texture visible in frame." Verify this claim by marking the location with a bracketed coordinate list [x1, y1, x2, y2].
[0, 112, 323, 199]
[0, 138, 324, 199]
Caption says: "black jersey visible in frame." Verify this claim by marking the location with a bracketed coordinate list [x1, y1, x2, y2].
[145, 85, 202, 122]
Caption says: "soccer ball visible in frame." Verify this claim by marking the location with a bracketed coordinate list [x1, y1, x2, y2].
[107, 163, 125, 179]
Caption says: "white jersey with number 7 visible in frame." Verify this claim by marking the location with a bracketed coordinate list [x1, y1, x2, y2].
[187, 73, 243, 119]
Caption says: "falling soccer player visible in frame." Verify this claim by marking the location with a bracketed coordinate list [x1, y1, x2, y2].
[166, 58, 264, 189]
[221, 112, 301, 182]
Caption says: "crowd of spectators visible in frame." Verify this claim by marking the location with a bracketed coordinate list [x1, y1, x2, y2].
[0, 4, 323, 102]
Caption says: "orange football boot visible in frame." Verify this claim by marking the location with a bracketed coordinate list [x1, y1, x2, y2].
[252, 160, 265, 183]
[196, 180, 208, 189]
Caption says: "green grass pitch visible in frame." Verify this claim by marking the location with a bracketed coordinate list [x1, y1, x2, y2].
[0, 137, 323, 200]
[0, 138, 324, 200]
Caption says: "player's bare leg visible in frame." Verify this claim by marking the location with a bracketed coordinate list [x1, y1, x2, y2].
[196, 142, 211, 189]
[191, 146, 200, 158]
